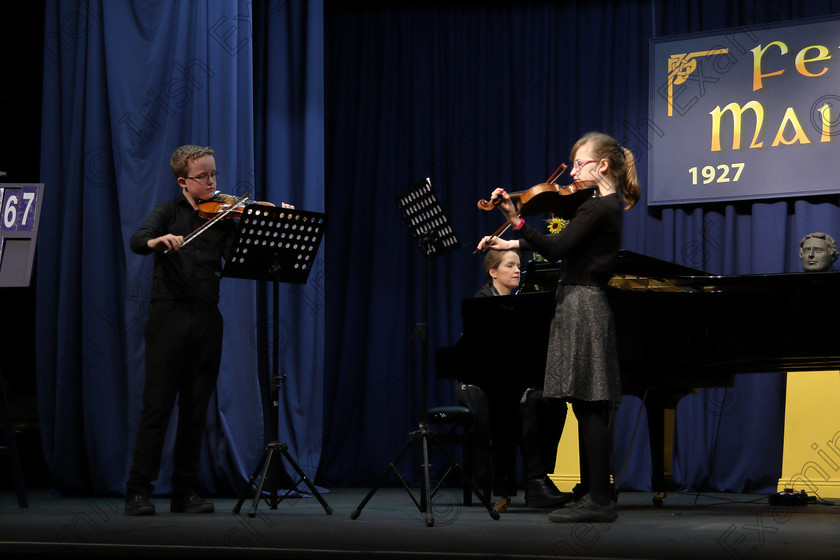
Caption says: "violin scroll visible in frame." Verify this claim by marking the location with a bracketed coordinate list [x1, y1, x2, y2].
[477, 195, 501, 212]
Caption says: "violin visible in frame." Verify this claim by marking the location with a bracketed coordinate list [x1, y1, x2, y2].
[477, 179, 599, 217]
[165, 192, 277, 254]
[473, 164, 600, 254]
[196, 193, 275, 219]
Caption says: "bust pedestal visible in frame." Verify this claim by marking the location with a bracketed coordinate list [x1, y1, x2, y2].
[777, 370, 840, 496]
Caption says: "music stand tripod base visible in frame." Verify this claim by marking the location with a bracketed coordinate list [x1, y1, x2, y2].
[350, 423, 499, 526]
[223, 204, 331, 517]
[233, 441, 333, 517]
[351, 179, 497, 525]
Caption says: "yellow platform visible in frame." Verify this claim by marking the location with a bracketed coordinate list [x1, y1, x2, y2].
[547, 402, 578, 491]
[548, 372, 840, 497]
[777, 370, 840, 495]
[547, 400, 641, 492]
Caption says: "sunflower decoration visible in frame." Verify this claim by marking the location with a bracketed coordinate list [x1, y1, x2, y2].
[532, 216, 569, 262]
[546, 216, 568, 234]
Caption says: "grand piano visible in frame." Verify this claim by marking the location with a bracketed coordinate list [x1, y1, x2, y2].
[436, 250, 840, 500]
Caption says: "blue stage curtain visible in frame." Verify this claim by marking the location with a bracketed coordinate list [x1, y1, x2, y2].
[36, 0, 324, 495]
[321, 0, 840, 493]
[35, 0, 840, 496]
[252, 0, 327, 482]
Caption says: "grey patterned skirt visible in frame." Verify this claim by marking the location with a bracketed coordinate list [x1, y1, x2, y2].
[542, 284, 622, 403]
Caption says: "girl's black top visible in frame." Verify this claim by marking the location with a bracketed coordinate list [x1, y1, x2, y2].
[517, 193, 623, 288]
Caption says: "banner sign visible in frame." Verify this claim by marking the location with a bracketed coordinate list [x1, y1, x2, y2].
[648, 16, 840, 205]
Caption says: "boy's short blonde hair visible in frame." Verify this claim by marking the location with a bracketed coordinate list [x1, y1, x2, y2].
[170, 145, 214, 178]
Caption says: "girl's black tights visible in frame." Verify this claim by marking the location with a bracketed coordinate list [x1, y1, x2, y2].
[572, 399, 613, 506]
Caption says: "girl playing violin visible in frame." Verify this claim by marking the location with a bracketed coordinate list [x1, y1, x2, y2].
[476, 131, 641, 523]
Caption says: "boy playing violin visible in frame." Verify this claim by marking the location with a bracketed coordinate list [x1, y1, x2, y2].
[125, 144, 237, 515]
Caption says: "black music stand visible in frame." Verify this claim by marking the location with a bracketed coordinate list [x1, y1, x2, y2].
[351, 178, 498, 526]
[228, 203, 332, 518]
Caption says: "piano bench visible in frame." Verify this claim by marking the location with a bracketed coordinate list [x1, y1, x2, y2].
[426, 405, 481, 506]
[427, 405, 474, 426]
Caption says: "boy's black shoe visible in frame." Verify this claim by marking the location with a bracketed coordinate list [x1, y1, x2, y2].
[170, 492, 215, 513]
[125, 494, 155, 516]
[548, 494, 618, 523]
[524, 478, 574, 508]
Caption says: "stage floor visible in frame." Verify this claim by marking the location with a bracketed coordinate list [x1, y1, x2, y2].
[1, 487, 839, 559]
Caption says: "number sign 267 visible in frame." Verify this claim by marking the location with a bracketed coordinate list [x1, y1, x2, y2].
[1, 186, 39, 231]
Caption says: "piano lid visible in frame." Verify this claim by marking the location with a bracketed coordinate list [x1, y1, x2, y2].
[614, 250, 712, 278]
[523, 250, 715, 293]
[609, 250, 713, 293]
[612, 249, 840, 294]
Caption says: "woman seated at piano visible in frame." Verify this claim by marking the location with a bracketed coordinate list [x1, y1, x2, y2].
[475, 249, 522, 296]
[476, 131, 641, 523]
[457, 249, 570, 511]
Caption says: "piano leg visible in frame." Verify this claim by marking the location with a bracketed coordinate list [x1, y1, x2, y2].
[484, 385, 522, 499]
[645, 396, 667, 505]
[644, 389, 688, 506]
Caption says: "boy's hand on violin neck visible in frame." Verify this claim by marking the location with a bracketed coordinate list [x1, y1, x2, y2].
[149, 234, 185, 252]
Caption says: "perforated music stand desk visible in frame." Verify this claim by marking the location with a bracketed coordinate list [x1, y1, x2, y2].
[396, 178, 460, 258]
[224, 204, 325, 284]
[226, 204, 331, 517]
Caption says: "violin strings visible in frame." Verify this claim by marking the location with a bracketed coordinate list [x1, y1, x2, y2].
[180, 193, 251, 249]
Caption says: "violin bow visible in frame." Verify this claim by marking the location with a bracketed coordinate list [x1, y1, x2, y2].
[547, 163, 567, 184]
[165, 192, 251, 254]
